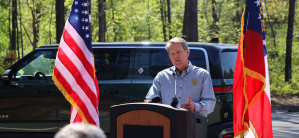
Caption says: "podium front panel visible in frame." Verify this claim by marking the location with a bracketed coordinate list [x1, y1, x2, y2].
[110, 103, 207, 138]
[116, 110, 170, 138]
[123, 125, 163, 138]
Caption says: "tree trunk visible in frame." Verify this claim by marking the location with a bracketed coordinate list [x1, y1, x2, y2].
[235, 0, 241, 23]
[49, 2, 54, 44]
[166, 0, 171, 39]
[163, 2, 167, 38]
[32, 3, 41, 49]
[9, 0, 12, 51]
[285, 0, 296, 82]
[18, 0, 23, 57]
[211, 0, 218, 35]
[160, 0, 166, 41]
[56, 0, 64, 44]
[147, 0, 150, 40]
[31, 10, 36, 49]
[111, 0, 116, 42]
[31, 6, 36, 48]
[17, 20, 20, 60]
[264, 0, 277, 57]
[11, 0, 17, 51]
[182, 0, 198, 42]
[36, 3, 41, 47]
[21, 21, 34, 48]
[26, 0, 41, 49]
[98, 0, 106, 42]
[16, 0, 19, 60]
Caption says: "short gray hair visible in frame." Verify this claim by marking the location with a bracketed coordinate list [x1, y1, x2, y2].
[165, 37, 188, 54]
[55, 123, 106, 138]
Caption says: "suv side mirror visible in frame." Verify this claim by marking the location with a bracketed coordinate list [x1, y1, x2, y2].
[1, 69, 12, 84]
[209, 37, 219, 43]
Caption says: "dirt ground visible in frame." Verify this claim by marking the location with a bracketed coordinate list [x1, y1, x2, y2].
[271, 93, 299, 106]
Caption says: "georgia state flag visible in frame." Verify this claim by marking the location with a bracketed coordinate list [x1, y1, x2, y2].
[233, 0, 272, 137]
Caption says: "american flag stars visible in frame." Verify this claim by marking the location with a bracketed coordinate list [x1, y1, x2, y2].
[263, 39, 266, 46]
[254, 0, 260, 7]
[257, 13, 262, 20]
[82, 26, 89, 31]
[82, 10, 87, 15]
[81, 18, 89, 23]
[82, 2, 88, 7]
[69, 0, 91, 40]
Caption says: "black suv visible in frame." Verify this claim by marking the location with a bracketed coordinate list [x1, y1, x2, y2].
[0, 42, 237, 138]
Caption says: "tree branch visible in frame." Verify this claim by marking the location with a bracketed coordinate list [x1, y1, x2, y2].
[19, 19, 34, 49]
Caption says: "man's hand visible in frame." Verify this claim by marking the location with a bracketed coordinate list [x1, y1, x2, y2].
[179, 96, 195, 112]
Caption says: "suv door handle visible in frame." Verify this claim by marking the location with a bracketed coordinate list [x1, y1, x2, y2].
[38, 90, 51, 94]
[109, 89, 119, 93]
[11, 83, 25, 88]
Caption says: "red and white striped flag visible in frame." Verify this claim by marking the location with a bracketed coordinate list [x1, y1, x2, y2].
[52, 0, 100, 126]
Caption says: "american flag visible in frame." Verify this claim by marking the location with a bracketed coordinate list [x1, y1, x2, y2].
[52, 0, 100, 126]
[233, 0, 272, 137]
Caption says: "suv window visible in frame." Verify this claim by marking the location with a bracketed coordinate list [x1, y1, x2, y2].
[149, 49, 207, 78]
[189, 49, 207, 70]
[220, 51, 237, 79]
[149, 49, 172, 78]
[14, 50, 57, 80]
[94, 48, 130, 80]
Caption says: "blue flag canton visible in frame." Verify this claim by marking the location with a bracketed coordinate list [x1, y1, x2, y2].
[243, 0, 267, 56]
[68, 0, 92, 52]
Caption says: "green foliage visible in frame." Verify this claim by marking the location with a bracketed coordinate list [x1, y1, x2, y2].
[0, 57, 10, 74]
[0, 1, 9, 9]
[0, 0, 298, 95]
[270, 72, 299, 94]
[264, 0, 299, 94]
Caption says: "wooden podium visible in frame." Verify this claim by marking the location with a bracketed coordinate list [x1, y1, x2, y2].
[110, 103, 207, 138]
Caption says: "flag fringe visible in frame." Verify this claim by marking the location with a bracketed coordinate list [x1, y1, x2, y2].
[249, 120, 259, 138]
[93, 55, 99, 114]
[52, 74, 89, 124]
[234, 127, 249, 138]
[234, 120, 259, 138]
[240, 6, 249, 132]
[244, 67, 266, 110]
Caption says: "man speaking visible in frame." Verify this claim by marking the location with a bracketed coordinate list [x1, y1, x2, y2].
[145, 37, 216, 116]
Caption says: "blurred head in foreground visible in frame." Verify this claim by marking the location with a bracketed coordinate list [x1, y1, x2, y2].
[54, 123, 106, 138]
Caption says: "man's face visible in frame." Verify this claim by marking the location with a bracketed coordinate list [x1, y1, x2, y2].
[168, 43, 190, 71]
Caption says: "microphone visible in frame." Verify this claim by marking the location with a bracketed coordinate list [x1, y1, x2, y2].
[171, 96, 178, 108]
[148, 95, 161, 103]
[171, 71, 179, 108]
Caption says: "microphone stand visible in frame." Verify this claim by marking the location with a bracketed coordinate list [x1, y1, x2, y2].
[171, 72, 179, 108]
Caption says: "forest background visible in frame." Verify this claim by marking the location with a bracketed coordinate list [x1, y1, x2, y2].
[0, 0, 298, 95]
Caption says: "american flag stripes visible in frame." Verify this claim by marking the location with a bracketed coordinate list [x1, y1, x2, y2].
[233, 0, 272, 137]
[52, 0, 100, 126]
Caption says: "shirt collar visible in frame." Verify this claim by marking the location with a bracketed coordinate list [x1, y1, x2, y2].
[172, 61, 193, 75]
[186, 61, 194, 73]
